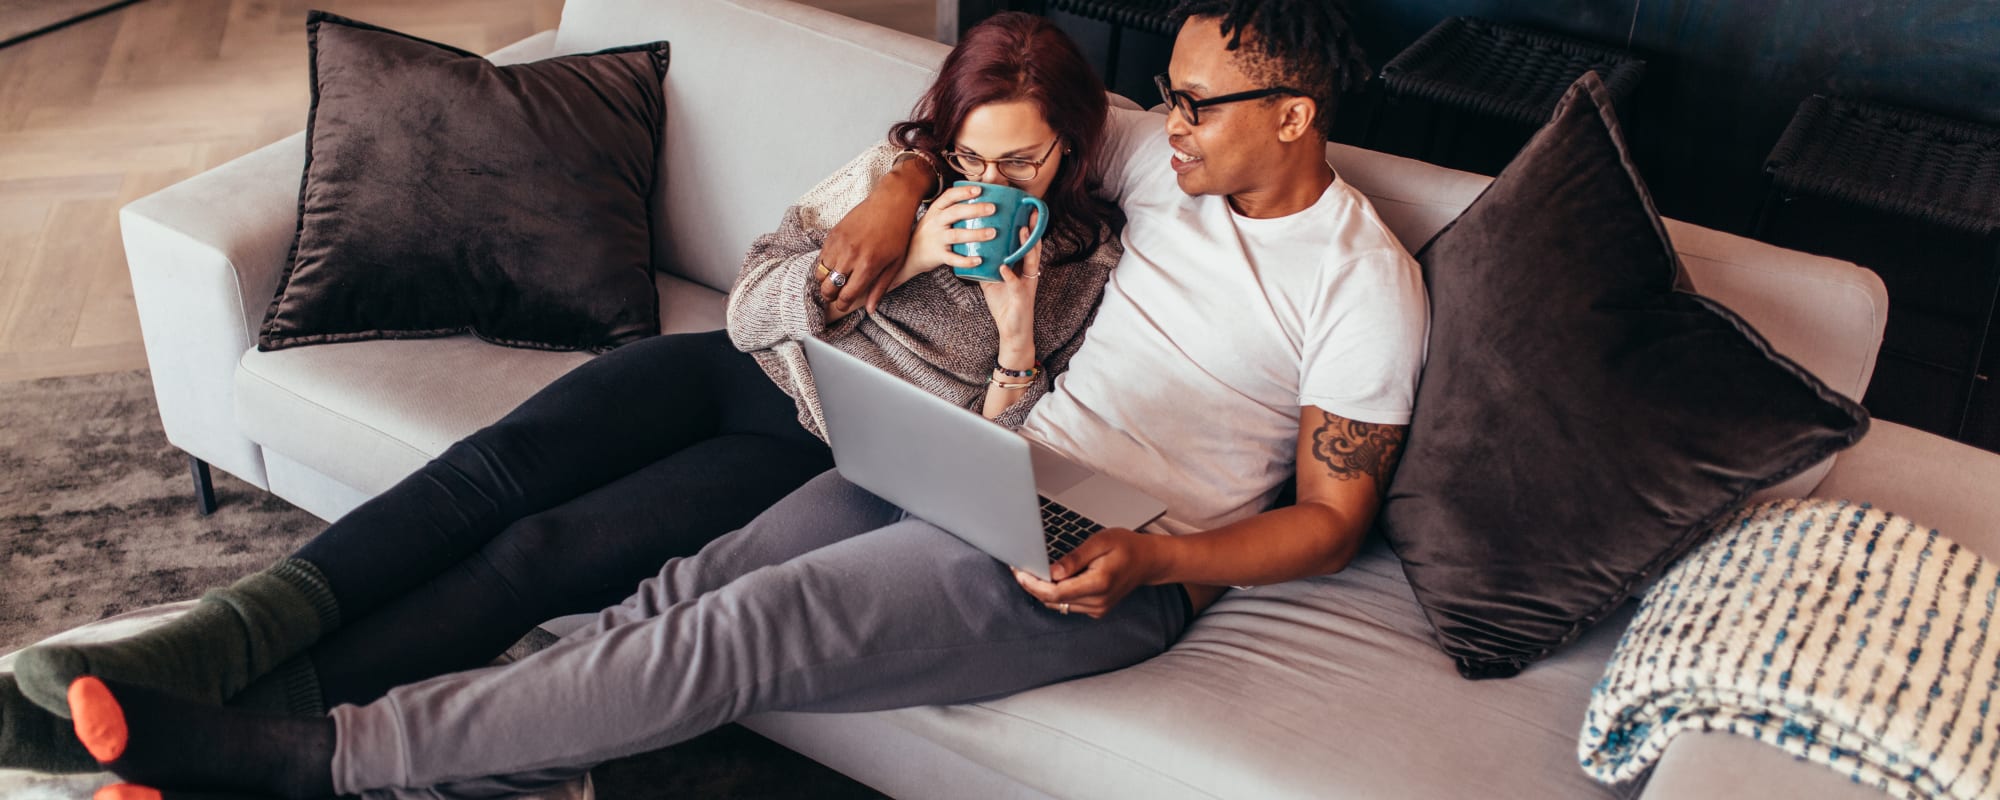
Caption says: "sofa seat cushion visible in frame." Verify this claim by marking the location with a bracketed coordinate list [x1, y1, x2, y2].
[851, 545, 1627, 799]
[236, 275, 727, 497]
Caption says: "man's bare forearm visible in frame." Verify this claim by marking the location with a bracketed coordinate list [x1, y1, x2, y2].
[873, 157, 933, 211]
[1141, 410, 1402, 588]
[1145, 501, 1365, 588]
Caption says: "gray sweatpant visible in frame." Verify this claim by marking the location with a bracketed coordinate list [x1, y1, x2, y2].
[328, 470, 1193, 798]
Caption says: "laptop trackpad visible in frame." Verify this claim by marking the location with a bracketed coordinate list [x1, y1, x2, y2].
[1027, 440, 1092, 494]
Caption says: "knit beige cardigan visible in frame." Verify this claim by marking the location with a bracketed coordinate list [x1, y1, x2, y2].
[726, 144, 1119, 440]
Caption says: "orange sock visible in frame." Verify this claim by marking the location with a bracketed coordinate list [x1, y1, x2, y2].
[68, 676, 129, 764]
[93, 785, 162, 800]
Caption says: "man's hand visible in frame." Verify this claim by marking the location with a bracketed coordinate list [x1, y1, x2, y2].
[1011, 528, 1165, 618]
[817, 158, 938, 316]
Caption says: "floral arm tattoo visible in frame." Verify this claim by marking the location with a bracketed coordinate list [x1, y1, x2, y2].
[1309, 411, 1407, 492]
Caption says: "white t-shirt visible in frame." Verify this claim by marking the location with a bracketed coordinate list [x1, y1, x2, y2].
[1020, 107, 1429, 534]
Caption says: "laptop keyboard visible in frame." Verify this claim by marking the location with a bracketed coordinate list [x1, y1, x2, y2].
[1039, 496, 1105, 562]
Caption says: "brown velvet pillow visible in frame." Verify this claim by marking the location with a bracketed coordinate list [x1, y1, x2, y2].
[1378, 72, 1870, 680]
[258, 12, 668, 352]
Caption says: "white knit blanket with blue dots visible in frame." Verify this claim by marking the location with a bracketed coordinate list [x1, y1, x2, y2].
[1580, 498, 1999, 799]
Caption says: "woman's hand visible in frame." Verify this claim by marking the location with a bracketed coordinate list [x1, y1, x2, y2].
[1011, 528, 1167, 619]
[883, 185, 997, 304]
[976, 219, 1041, 420]
[979, 219, 1041, 346]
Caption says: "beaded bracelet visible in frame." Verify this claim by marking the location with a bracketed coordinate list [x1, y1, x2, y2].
[992, 361, 1041, 379]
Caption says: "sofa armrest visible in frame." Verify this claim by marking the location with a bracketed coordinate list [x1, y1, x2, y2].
[1638, 731, 1894, 800]
[118, 30, 560, 490]
[121, 134, 308, 490]
[1809, 419, 2000, 561]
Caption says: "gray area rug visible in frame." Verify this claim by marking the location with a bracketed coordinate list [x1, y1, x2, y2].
[0, 369, 320, 650]
[0, 370, 885, 798]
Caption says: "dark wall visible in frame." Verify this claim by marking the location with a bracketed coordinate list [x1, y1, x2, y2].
[1026, 0, 2000, 449]
[1033, 0, 2000, 234]
[1345, 0, 2000, 233]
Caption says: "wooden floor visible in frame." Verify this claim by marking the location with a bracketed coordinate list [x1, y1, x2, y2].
[0, 0, 932, 384]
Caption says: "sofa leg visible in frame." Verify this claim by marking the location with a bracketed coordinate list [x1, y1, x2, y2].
[189, 455, 218, 516]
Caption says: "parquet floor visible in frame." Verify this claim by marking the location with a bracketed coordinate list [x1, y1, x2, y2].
[0, 0, 932, 383]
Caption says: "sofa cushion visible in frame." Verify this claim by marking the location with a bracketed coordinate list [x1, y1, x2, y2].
[1639, 731, 1899, 800]
[239, 276, 727, 497]
[1325, 147, 1886, 504]
[756, 546, 1627, 798]
[1378, 73, 1871, 680]
[259, 11, 668, 353]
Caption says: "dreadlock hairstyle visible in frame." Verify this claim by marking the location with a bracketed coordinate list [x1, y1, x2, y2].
[1170, 0, 1372, 138]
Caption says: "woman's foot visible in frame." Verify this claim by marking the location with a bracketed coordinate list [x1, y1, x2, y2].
[68, 676, 335, 800]
[0, 673, 99, 773]
[14, 559, 341, 718]
[1, 663, 325, 777]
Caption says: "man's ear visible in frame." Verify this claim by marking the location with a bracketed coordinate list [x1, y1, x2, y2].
[1275, 97, 1318, 143]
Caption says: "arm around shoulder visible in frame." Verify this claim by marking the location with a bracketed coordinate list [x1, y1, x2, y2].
[725, 144, 906, 354]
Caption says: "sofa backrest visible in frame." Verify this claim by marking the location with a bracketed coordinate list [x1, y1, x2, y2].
[554, 0, 950, 294]
[556, 0, 1886, 495]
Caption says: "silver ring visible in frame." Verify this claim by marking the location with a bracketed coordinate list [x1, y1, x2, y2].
[828, 270, 848, 288]
[1059, 602, 1070, 615]
[1022, 271, 1041, 279]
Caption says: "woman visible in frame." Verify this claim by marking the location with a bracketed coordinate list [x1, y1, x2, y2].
[0, 11, 1121, 775]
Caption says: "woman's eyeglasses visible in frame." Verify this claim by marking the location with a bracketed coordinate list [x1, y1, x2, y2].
[943, 138, 1062, 182]
[1154, 74, 1308, 126]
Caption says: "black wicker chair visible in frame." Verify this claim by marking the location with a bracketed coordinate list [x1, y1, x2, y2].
[1046, 0, 1177, 36]
[1372, 17, 1644, 165]
[1044, 0, 1177, 95]
[1382, 17, 1646, 126]
[1759, 95, 2000, 437]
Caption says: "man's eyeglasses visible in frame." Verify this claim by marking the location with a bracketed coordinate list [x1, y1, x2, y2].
[1155, 73, 1308, 126]
[943, 138, 1062, 183]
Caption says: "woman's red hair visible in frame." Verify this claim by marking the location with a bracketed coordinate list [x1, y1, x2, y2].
[890, 12, 1121, 258]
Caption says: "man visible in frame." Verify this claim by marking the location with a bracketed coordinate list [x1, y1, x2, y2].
[61, 2, 1428, 796]
[830, 0, 1422, 617]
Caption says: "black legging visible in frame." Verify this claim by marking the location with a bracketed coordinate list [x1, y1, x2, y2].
[290, 330, 832, 707]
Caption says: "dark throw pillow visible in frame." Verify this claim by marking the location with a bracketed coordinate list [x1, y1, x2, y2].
[1379, 72, 1870, 680]
[258, 11, 669, 352]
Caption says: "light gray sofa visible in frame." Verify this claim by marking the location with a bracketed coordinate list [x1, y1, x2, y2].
[116, 0, 2000, 796]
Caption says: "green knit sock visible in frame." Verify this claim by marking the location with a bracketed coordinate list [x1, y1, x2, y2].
[13, 558, 340, 719]
[0, 673, 99, 773]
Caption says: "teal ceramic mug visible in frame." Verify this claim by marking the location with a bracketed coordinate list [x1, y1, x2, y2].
[950, 180, 1050, 282]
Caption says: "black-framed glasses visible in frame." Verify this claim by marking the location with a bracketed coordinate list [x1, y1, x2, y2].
[1155, 73, 1308, 126]
[943, 138, 1062, 182]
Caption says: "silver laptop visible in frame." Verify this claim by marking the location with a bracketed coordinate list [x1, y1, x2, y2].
[801, 336, 1167, 580]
